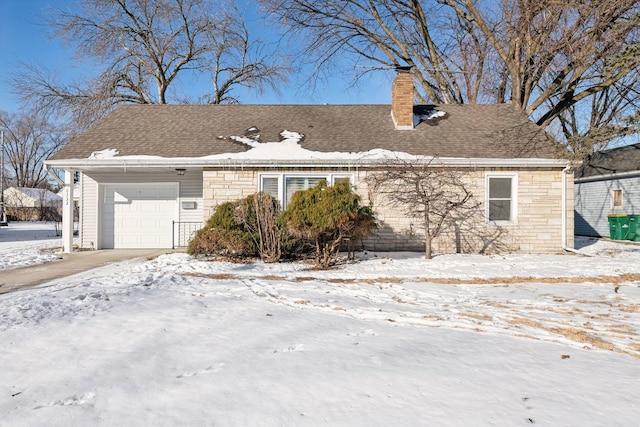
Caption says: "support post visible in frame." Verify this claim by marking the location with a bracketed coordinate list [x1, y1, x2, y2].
[62, 169, 74, 253]
[0, 130, 7, 226]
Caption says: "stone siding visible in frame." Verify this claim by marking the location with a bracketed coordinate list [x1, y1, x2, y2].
[203, 169, 258, 218]
[202, 167, 574, 254]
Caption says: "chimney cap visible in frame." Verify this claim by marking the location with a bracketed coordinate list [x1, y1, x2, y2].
[394, 65, 413, 73]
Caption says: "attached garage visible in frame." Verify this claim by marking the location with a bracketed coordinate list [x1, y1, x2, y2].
[101, 183, 179, 249]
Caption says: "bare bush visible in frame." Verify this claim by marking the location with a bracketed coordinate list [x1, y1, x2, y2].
[367, 157, 478, 259]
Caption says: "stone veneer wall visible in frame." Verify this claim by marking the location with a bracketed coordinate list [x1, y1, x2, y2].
[202, 169, 258, 218]
[203, 167, 574, 254]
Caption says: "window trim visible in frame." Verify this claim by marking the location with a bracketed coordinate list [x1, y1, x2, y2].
[258, 172, 354, 208]
[611, 188, 623, 209]
[485, 172, 518, 225]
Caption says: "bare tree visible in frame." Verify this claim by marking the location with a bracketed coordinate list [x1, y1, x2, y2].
[367, 157, 477, 259]
[0, 110, 68, 189]
[198, 7, 289, 105]
[263, 0, 640, 154]
[13, 0, 287, 129]
[557, 76, 640, 159]
[236, 192, 283, 263]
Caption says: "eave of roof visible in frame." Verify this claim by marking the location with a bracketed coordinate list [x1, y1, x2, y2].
[44, 156, 569, 170]
[575, 142, 640, 179]
[575, 169, 640, 183]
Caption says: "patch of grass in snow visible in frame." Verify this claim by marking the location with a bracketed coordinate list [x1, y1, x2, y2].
[506, 317, 637, 357]
[179, 270, 640, 359]
[459, 312, 493, 321]
[181, 271, 640, 285]
[549, 327, 616, 352]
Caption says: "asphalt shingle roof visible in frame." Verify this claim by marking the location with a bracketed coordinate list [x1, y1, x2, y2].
[50, 103, 559, 161]
[576, 142, 640, 178]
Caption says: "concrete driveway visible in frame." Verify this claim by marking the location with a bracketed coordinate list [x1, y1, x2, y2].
[0, 249, 172, 294]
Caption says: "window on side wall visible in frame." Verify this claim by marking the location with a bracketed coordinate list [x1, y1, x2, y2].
[486, 174, 517, 223]
[259, 173, 353, 208]
[611, 189, 623, 209]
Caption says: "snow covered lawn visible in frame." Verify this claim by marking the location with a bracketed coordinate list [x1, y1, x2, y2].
[0, 221, 63, 270]
[1, 223, 639, 425]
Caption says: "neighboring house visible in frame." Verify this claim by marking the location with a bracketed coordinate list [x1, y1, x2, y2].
[45, 71, 573, 253]
[574, 143, 640, 237]
[2, 187, 63, 221]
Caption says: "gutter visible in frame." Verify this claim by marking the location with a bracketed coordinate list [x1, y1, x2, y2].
[575, 169, 640, 184]
[44, 156, 570, 171]
[45, 164, 64, 187]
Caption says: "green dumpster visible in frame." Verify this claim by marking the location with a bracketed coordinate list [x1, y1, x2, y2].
[628, 215, 640, 241]
[608, 214, 629, 240]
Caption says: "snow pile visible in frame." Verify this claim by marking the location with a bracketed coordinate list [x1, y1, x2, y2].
[226, 130, 408, 161]
[88, 148, 119, 158]
[83, 130, 423, 162]
[414, 109, 446, 126]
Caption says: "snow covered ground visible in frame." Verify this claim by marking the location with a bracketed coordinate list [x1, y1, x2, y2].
[1, 222, 639, 425]
[0, 221, 63, 270]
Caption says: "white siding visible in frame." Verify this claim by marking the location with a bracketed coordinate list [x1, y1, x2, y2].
[80, 174, 99, 249]
[178, 170, 204, 222]
[575, 175, 640, 237]
[80, 169, 203, 249]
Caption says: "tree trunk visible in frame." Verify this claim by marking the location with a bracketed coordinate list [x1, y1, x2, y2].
[425, 206, 432, 259]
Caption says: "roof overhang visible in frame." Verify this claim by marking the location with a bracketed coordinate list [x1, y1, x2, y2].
[44, 156, 570, 171]
[575, 169, 640, 183]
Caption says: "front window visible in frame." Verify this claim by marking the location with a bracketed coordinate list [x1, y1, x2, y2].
[259, 173, 353, 208]
[486, 174, 517, 223]
[285, 176, 325, 205]
[261, 176, 279, 200]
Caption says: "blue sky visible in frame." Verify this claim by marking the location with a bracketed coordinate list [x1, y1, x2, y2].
[0, 0, 393, 115]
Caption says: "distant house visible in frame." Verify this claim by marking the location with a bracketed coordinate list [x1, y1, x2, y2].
[45, 71, 573, 254]
[574, 143, 640, 237]
[2, 187, 63, 221]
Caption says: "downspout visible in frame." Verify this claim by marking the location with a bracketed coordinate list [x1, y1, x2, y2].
[561, 165, 580, 254]
[45, 164, 64, 187]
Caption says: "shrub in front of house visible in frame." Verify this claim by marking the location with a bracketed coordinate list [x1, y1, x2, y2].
[187, 227, 256, 258]
[189, 183, 375, 266]
[187, 198, 259, 259]
[189, 193, 293, 262]
[282, 180, 376, 269]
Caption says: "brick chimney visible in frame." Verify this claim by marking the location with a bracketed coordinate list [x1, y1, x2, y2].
[391, 68, 415, 130]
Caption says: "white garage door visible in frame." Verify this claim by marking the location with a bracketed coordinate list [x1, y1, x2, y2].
[102, 183, 178, 249]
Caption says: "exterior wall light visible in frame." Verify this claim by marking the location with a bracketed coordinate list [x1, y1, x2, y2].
[175, 168, 186, 176]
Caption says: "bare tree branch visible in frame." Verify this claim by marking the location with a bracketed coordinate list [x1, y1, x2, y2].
[263, 0, 640, 155]
[12, 0, 288, 129]
[0, 110, 69, 189]
[367, 156, 479, 259]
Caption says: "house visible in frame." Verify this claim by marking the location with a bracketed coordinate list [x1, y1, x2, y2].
[44, 71, 573, 254]
[2, 187, 63, 221]
[574, 143, 640, 237]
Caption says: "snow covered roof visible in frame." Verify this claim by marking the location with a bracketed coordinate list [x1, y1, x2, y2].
[9, 187, 62, 202]
[48, 104, 562, 166]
